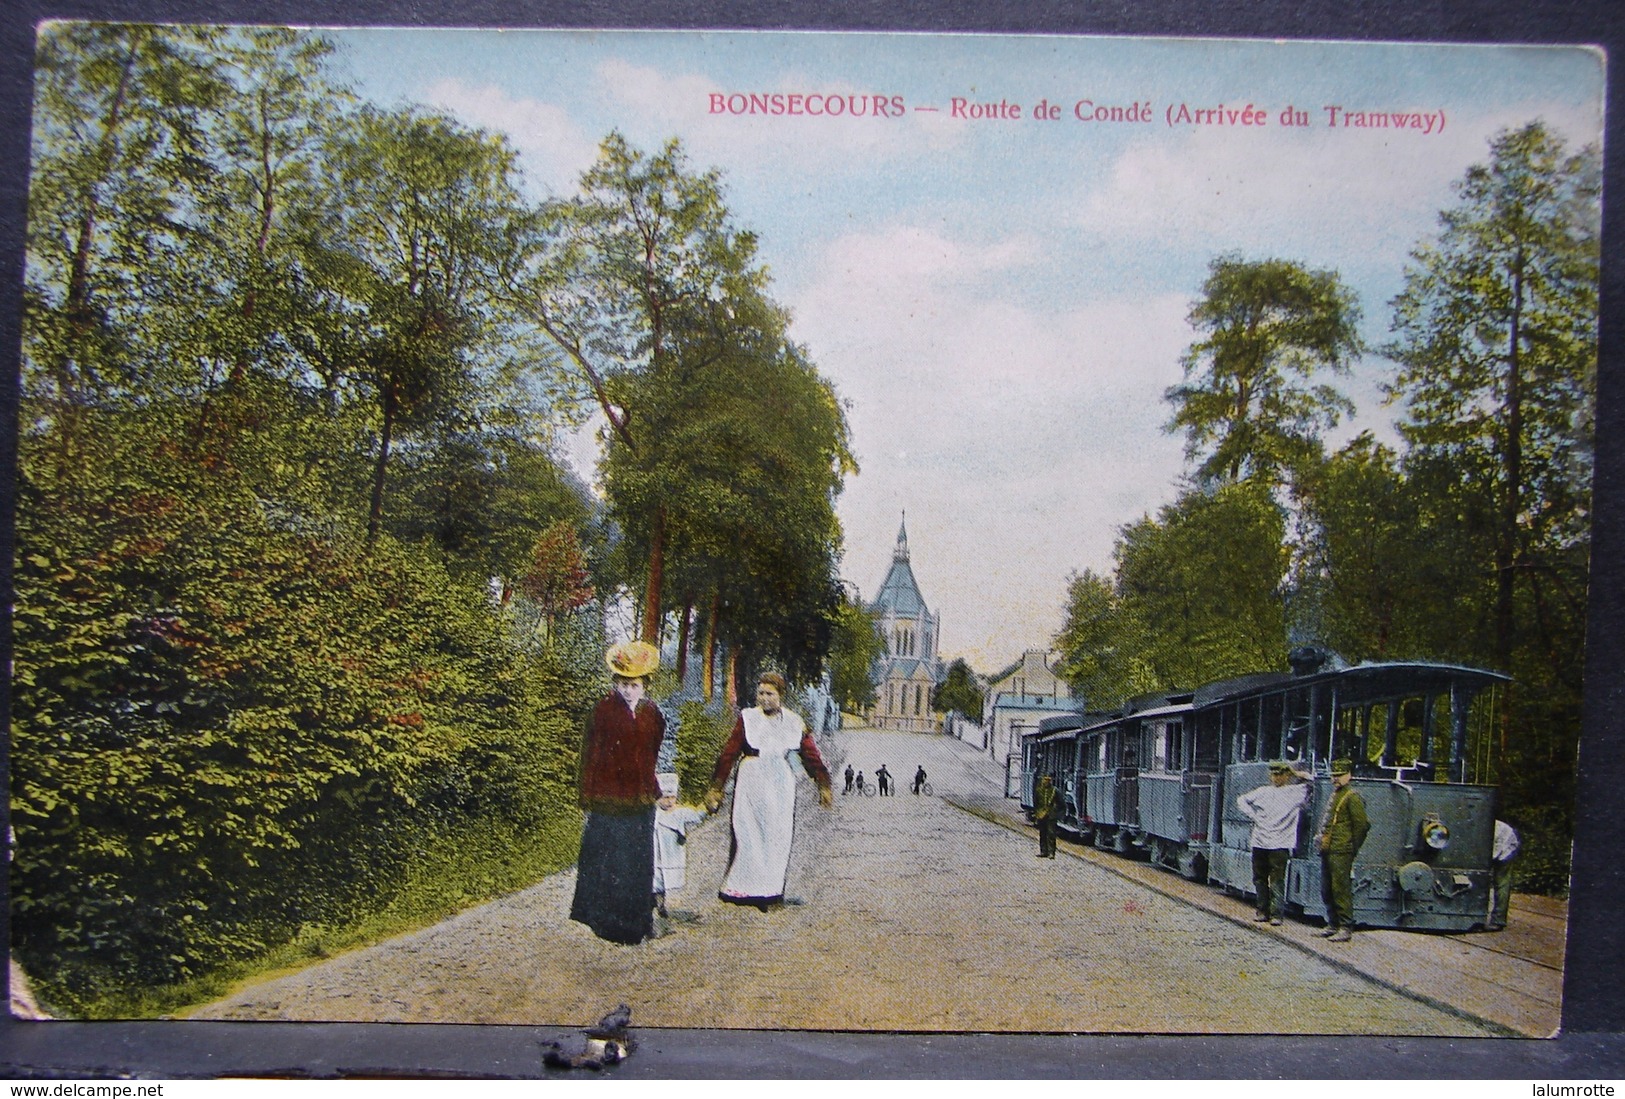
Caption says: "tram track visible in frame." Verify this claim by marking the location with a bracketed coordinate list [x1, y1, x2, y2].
[945, 791, 1564, 1037]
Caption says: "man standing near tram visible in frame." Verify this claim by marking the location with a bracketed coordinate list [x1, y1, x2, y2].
[1315, 758, 1370, 942]
[1236, 760, 1314, 925]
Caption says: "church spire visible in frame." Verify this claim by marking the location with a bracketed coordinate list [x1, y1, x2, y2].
[894, 512, 910, 562]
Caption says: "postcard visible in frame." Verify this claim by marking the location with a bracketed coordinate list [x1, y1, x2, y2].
[8, 23, 1601, 1043]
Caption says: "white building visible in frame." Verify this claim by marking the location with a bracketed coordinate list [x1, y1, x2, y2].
[982, 649, 1077, 794]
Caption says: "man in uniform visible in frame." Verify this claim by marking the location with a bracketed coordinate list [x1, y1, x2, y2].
[1034, 774, 1059, 858]
[1315, 758, 1370, 942]
[1236, 761, 1313, 925]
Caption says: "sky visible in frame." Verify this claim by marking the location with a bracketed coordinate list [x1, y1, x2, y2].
[330, 29, 1604, 670]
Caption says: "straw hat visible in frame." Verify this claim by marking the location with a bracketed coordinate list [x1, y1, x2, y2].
[605, 640, 659, 678]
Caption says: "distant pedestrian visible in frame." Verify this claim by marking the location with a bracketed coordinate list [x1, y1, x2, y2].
[844, 765, 855, 795]
[876, 765, 893, 796]
[855, 770, 865, 794]
[913, 765, 928, 795]
[1236, 761, 1313, 925]
[1034, 775, 1059, 858]
[653, 773, 705, 921]
[1487, 819, 1521, 932]
[1315, 759, 1369, 942]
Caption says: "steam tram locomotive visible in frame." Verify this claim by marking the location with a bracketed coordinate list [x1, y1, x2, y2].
[1019, 650, 1509, 931]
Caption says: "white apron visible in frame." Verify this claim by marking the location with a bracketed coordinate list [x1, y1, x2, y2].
[720, 707, 807, 902]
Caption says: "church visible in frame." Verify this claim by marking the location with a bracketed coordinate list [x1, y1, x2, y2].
[865, 517, 946, 733]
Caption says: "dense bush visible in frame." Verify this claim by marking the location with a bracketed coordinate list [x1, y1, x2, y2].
[11, 420, 592, 1012]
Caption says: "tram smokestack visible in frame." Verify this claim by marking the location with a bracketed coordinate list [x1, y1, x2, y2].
[1288, 645, 1329, 677]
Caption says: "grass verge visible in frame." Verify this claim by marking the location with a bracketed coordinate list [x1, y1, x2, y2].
[63, 810, 584, 1020]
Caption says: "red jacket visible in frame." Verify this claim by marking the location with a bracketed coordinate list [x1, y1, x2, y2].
[578, 693, 666, 813]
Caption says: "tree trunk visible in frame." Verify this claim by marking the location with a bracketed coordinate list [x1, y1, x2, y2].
[703, 590, 721, 703]
[367, 382, 397, 546]
[59, 28, 146, 423]
[640, 503, 667, 643]
[1496, 249, 1525, 677]
[675, 596, 693, 685]
[724, 648, 738, 712]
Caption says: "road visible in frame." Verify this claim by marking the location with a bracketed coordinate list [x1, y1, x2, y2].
[190, 725, 1533, 1035]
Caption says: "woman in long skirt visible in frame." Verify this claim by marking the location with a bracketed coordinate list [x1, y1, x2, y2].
[570, 641, 666, 944]
[706, 673, 833, 909]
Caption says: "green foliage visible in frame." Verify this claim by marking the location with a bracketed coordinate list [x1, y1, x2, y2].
[12, 414, 590, 1011]
[1053, 484, 1289, 707]
[932, 658, 984, 722]
[673, 701, 732, 803]
[13, 25, 610, 1014]
[520, 134, 853, 674]
[1382, 120, 1597, 890]
[828, 597, 885, 711]
[1166, 255, 1363, 487]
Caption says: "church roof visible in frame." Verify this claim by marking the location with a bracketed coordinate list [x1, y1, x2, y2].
[879, 656, 943, 682]
[871, 559, 928, 618]
[870, 515, 930, 619]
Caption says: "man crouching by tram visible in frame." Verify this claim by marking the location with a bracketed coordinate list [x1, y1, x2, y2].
[1315, 759, 1370, 942]
[1237, 760, 1314, 925]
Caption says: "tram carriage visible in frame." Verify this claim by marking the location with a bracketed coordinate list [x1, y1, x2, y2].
[1203, 650, 1508, 931]
[1020, 714, 1092, 834]
[1015, 649, 1509, 932]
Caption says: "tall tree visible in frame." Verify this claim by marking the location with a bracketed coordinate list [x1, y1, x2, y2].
[827, 593, 885, 712]
[513, 134, 766, 640]
[318, 106, 533, 544]
[24, 24, 227, 431]
[932, 658, 985, 722]
[1386, 120, 1599, 674]
[1113, 481, 1291, 690]
[1166, 256, 1363, 486]
[1053, 568, 1146, 710]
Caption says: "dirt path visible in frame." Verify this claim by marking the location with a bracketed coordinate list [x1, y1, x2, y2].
[190, 727, 1501, 1035]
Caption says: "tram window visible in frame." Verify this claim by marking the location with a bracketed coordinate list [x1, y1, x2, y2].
[1283, 718, 1307, 762]
[1336, 706, 1363, 761]
[1194, 714, 1221, 768]
[1236, 701, 1258, 760]
[1358, 707, 1385, 765]
[1429, 695, 1453, 779]
[1394, 698, 1426, 767]
[1261, 694, 1285, 757]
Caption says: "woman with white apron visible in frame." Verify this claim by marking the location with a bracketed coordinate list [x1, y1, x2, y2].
[706, 673, 834, 909]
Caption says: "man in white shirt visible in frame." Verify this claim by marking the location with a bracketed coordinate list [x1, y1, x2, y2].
[1237, 761, 1314, 925]
[1487, 819, 1520, 931]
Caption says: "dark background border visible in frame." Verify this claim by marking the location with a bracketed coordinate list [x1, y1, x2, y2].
[1, 0, 1621, 1080]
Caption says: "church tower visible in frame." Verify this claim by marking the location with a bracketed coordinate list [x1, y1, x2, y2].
[866, 515, 945, 732]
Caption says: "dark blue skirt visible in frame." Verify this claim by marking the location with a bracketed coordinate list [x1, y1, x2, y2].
[570, 806, 656, 944]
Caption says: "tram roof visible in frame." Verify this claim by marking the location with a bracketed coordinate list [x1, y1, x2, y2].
[1191, 660, 1509, 707]
[1035, 711, 1091, 735]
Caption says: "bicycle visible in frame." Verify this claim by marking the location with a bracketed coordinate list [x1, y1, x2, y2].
[860, 780, 877, 797]
[913, 781, 933, 796]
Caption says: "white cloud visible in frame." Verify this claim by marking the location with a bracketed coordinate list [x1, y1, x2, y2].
[419, 78, 600, 196]
[1072, 101, 1603, 263]
[797, 223, 1192, 665]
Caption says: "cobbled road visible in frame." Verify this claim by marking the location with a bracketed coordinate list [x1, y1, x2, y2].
[191, 726, 1500, 1035]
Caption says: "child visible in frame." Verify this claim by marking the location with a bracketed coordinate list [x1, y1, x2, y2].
[653, 773, 706, 920]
